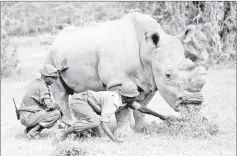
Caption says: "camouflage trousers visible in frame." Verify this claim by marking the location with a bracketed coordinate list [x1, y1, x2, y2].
[20, 110, 61, 128]
[70, 100, 100, 133]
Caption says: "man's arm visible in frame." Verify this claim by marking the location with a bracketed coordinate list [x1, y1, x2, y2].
[43, 99, 63, 117]
[100, 121, 122, 143]
[136, 106, 168, 120]
[128, 101, 168, 120]
[39, 84, 58, 110]
[43, 98, 58, 111]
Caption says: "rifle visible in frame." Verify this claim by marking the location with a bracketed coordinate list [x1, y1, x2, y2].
[12, 98, 20, 120]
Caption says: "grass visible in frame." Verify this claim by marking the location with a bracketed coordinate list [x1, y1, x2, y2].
[1, 35, 236, 156]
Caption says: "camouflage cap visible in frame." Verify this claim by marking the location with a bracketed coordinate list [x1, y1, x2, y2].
[40, 64, 58, 77]
[119, 83, 140, 98]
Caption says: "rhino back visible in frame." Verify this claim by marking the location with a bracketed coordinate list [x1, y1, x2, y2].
[49, 15, 142, 92]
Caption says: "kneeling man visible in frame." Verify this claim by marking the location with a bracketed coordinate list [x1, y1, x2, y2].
[19, 64, 62, 139]
[57, 85, 168, 143]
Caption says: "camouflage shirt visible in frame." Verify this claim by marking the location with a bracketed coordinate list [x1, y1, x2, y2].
[70, 90, 126, 123]
[19, 78, 53, 112]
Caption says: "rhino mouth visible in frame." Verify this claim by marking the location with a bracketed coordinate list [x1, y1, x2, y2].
[174, 91, 203, 111]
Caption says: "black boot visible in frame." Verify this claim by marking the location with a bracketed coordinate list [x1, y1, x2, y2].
[24, 126, 34, 134]
[91, 127, 102, 138]
[27, 124, 42, 139]
[37, 125, 44, 133]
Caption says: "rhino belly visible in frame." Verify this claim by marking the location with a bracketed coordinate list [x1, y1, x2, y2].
[61, 66, 106, 93]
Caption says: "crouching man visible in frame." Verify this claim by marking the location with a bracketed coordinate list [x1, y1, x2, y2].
[56, 85, 169, 143]
[19, 64, 63, 139]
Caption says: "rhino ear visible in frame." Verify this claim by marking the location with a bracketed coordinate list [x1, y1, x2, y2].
[145, 31, 160, 48]
[176, 25, 196, 43]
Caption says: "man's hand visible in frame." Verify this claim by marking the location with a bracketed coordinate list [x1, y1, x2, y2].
[46, 103, 58, 111]
[51, 103, 59, 109]
[43, 99, 59, 111]
[164, 115, 182, 126]
[167, 115, 181, 122]
[56, 106, 64, 118]
[100, 121, 122, 143]
[46, 103, 64, 119]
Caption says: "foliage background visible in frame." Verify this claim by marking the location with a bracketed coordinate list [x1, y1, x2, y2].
[1, 2, 236, 77]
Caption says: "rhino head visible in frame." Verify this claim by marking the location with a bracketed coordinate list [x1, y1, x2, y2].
[145, 26, 207, 112]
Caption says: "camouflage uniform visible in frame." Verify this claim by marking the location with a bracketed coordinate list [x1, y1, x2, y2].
[19, 78, 61, 128]
[66, 90, 125, 134]
[56, 83, 172, 143]
[19, 64, 61, 139]
[56, 83, 141, 142]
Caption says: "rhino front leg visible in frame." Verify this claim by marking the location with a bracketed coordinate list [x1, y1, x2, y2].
[51, 78, 73, 126]
[133, 91, 157, 130]
[106, 79, 139, 137]
[133, 110, 145, 130]
[114, 107, 134, 137]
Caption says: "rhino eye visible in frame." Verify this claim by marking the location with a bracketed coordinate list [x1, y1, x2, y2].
[165, 71, 172, 80]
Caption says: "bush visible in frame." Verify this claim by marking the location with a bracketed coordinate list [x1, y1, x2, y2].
[1, 28, 20, 77]
[1, 2, 236, 67]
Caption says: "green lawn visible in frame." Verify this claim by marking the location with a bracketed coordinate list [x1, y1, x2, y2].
[1, 36, 236, 156]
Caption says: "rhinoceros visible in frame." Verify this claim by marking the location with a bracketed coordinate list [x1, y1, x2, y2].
[45, 12, 207, 134]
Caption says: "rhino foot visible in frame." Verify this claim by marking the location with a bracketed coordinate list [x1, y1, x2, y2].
[114, 107, 134, 137]
[134, 121, 146, 131]
[114, 124, 134, 138]
[133, 110, 146, 130]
